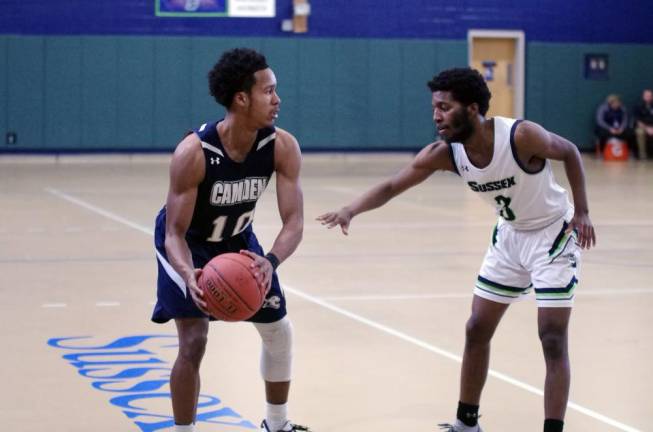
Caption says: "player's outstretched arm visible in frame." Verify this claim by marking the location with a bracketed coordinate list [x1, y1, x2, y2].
[317, 141, 454, 235]
[515, 121, 596, 249]
[242, 128, 304, 290]
[164, 133, 208, 311]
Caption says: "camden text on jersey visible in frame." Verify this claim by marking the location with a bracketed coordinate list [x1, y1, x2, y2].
[210, 177, 269, 206]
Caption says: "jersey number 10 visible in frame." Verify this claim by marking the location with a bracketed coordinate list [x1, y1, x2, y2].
[206, 210, 255, 242]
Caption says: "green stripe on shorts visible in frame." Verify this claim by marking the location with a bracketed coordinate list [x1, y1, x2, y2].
[476, 276, 532, 298]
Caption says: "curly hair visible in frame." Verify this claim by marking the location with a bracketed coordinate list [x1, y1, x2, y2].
[208, 48, 269, 108]
[427, 67, 492, 116]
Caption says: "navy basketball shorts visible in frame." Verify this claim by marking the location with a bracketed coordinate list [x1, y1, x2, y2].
[151, 210, 287, 324]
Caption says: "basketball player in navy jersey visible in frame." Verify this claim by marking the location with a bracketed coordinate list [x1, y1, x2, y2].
[318, 68, 595, 432]
[152, 48, 310, 432]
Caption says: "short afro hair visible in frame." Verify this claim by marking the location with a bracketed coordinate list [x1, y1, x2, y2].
[208, 48, 269, 108]
[427, 67, 491, 116]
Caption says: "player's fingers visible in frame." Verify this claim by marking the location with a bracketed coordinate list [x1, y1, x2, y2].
[239, 250, 265, 271]
[583, 227, 593, 249]
[190, 290, 208, 311]
[239, 249, 257, 260]
[189, 282, 204, 298]
[262, 271, 272, 292]
[317, 213, 334, 223]
[582, 225, 592, 249]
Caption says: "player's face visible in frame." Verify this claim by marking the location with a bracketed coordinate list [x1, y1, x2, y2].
[246, 68, 281, 127]
[432, 91, 474, 144]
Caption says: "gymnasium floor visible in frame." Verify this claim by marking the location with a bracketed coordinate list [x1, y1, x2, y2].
[0, 153, 650, 432]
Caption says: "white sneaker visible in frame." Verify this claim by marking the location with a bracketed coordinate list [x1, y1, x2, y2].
[438, 419, 483, 432]
[260, 420, 312, 432]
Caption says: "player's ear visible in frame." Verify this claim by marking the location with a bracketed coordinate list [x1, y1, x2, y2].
[467, 102, 479, 117]
[233, 91, 249, 108]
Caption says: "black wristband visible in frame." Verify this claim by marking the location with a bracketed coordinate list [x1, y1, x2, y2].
[264, 252, 280, 270]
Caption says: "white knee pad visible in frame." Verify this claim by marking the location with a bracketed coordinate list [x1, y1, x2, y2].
[253, 316, 293, 382]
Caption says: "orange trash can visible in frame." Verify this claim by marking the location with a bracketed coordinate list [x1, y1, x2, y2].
[603, 138, 629, 161]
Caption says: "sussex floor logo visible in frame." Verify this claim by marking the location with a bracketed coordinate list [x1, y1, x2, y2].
[48, 335, 257, 431]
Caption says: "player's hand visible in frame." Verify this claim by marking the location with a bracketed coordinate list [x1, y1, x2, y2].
[316, 207, 353, 235]
[566, 210, 596, 250]
[187, 268, 210, 314]
[239, 250, 273, 294]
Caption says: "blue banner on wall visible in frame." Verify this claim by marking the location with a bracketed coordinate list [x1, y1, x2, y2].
[157, 0, 227, 16]
[156, 0, 275, 17]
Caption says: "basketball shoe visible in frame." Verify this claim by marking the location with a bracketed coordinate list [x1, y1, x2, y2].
[260, 420, 311, 432]
[438, 420, 483, 431]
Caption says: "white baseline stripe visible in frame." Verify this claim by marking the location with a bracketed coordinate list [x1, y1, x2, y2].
[47, 188, 641, 432]
[42, 303, 67, 308]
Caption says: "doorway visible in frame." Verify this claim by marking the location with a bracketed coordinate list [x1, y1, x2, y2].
[468, 30, 525, 119]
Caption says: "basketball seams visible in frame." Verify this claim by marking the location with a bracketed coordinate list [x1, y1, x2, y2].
[200, 264, 243, 319]
[219, 255, 266, 302]
[213, 264, 257, 314]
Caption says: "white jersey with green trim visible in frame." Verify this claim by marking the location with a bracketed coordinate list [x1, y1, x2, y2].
[449, 116, 571, 230]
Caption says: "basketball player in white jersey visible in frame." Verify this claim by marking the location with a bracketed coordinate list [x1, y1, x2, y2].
[317, 67, 595, 432]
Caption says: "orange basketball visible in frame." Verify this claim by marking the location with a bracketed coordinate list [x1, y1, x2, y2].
[198, 253, 265, 321]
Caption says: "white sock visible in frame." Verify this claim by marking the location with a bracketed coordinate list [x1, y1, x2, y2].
[266, 402, 288, 431]
[174, 424, 194, 432]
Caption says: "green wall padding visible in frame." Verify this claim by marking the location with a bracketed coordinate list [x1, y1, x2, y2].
[1, 35, 651, 152]
[527, 42, 653, 148]
[7, 37, 45, 148]
[0, 38, 7, 145]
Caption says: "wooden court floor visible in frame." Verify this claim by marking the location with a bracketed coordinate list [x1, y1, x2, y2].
[0, 153, 651, 432]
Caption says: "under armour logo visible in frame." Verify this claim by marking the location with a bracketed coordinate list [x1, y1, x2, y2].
[210, 157, 220, 165]
[462, 165, 470, 172]
[262, 296, 281, 310]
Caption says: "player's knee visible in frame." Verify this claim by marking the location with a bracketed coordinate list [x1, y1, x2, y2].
[254, 316, 293, 381]
[178, 332, 208, 366]
[539, 327, 567, 360]
[257, 316, 293, 358]
[465, 315, 493, 346]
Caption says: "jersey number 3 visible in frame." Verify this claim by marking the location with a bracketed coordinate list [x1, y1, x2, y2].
[494, 195, 516, 221]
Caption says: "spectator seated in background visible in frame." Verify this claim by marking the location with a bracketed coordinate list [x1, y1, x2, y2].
[633, 89, 653, 160]
[595, 94, 634, 156]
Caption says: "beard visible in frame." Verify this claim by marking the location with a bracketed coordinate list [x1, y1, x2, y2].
[441, 108, 474, 144]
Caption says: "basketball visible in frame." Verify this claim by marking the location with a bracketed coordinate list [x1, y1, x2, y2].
[198, 253, 265, 321]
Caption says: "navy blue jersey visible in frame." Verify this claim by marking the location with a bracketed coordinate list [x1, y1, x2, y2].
[182, 120, 276, 243]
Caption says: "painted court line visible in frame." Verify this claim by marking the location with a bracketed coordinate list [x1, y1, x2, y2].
[321, 288, 653, 301]
[45, 188, 154, 236]
[96, 301, 121, 307]
[45, 187, 641, 432]
[42, 303, 67, 308]
[284, 285, 640, 432]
